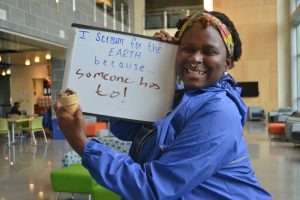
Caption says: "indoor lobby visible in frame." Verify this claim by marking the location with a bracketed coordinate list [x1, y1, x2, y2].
[0, 121, 300, 200]
[1, 0, 300, 200]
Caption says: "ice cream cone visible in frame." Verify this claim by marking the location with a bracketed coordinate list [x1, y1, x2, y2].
[59, 93, 78, 116]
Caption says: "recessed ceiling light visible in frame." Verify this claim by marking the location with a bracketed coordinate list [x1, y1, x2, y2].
[45, 53, 51, 60]
[25, 59, 30, 66]
[34, 56, 40, 63]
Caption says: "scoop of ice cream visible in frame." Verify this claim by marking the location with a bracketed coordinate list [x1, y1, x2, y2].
[59, 89, 76, 97]
[59, 89, 78, 116]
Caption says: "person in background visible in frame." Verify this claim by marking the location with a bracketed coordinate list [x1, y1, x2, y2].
[9, 102, 21, 115]
[54, 10, 272, 199]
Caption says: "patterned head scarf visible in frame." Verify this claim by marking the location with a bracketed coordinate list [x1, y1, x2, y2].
[177, 12, 234, 57]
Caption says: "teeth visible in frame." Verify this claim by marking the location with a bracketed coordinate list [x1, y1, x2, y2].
[185, 68, 206, 76]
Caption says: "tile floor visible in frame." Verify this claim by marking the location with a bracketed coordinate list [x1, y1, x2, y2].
[0, 121, 300, 200]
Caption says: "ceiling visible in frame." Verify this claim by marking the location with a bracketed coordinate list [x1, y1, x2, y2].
[0, 30, 67, 69]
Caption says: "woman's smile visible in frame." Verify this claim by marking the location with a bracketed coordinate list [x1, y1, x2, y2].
[183, 64, 207, 77]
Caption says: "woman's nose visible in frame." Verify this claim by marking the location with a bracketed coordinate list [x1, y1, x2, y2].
[189, 51, 203, 63]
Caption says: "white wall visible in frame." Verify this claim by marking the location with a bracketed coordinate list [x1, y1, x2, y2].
[11, 65, 48, 115]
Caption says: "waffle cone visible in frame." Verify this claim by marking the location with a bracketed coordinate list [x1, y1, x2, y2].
[59, 94, 78, 116]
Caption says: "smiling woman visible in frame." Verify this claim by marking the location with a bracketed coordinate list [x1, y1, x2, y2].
[54, 10, 272, 200]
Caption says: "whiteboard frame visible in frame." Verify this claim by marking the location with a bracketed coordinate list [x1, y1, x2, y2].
[63, 23, 178, 123]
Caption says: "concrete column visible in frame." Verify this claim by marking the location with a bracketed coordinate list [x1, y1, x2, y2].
[133, 0, 145, 34]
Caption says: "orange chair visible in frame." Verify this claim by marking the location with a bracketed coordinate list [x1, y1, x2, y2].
[268, 123, 285, 140]
[86, 122, 108, 137]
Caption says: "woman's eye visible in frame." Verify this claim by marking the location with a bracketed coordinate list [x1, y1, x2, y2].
[204, 48, 217, 55]
[181, 47, 194, 53]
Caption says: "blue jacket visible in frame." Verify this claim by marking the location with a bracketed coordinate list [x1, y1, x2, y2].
[82, 74, 272, 199]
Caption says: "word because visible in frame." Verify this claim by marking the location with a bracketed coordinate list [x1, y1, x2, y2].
[94, 57, 145, 72]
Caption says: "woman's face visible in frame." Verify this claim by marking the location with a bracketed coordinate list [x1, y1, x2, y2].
[175, 23, 231, 90]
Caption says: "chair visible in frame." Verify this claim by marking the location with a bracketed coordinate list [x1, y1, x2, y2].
[268, 123, 286, 140]
[291, 123, 300, 146]
[19, 116, 47, 145]
[50, 163, 119, 200]
[284, 116, 300, 140]
[0, 118, 10, 146]
[248, 106, 265, 121]
[15, 115, 30, 137]
[86, 122, 108, 137]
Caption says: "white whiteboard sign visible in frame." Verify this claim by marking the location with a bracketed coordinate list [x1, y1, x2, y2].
[63, 24, 178, 122]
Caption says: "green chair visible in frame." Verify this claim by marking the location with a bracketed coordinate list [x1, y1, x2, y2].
[50, 163, 119, 200]
[0, 118, 10, 147]
[92, 182, 120, 200]
[19, 116, 47, 145]
[15, 115, 29, 137]
[51, 163, 94, 200]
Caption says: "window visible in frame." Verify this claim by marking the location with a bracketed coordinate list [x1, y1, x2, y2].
[297, 24, 300, 109]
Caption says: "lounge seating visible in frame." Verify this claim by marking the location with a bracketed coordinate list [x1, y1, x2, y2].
[268, 107, 294, 123]
[19, 116, 47, 145]
[50, 163, 119, 200]
[62, 137, 131, 167]
[86, 122, 108, 137]
[51, 136, 131, 199]
[268, 123, 285, 140]
[291, 123, 300, 146]
[0, 118, 10, 146]
[248, 106, 265, 121]
[283, 116, 300, 145]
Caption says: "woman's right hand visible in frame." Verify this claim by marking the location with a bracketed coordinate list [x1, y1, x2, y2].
[54, 100, 88, 157]
[153, 30, 179, 44]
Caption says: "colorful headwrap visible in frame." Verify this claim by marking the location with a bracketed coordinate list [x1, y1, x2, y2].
[177, 12, 234, 56]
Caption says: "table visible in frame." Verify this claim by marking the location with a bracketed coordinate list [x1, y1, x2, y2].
[8, 116, 33, 144]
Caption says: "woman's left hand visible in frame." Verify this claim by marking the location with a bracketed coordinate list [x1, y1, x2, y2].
[153, 30, 180, 44]
[54, 101, 88, 156]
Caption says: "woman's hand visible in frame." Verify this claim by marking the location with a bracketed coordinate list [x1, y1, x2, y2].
[54, 101, 88, 157]
[153, 30, 179, 44]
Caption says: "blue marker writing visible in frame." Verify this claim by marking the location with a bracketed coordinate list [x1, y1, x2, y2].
[78, 30, 89, 39]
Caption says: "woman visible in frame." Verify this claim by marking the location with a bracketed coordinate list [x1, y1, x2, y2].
[54, 11, 272, 199]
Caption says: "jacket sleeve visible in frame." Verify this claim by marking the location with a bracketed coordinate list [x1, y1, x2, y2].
[82, 97, 241, 199]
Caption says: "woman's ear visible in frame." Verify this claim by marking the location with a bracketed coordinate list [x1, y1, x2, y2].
[225, 56, 234, 71]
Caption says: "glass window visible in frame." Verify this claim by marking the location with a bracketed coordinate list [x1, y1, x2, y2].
[145, 13, 164, 29]
[167, 13, 181, 28]
[95, 0, 129, 25]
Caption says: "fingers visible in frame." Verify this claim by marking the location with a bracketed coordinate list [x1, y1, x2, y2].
[58, 90, 63, 98]
[53, 101, 64, 118]
[160, 30, 172, 41]
[154, 30, 180, 44]
[74, 106, 87, 133]
[153, 30, 170, 41]
[54, 100, 71, 119]
[172, 36, 180, 42]
[74, 106, 84, 120]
